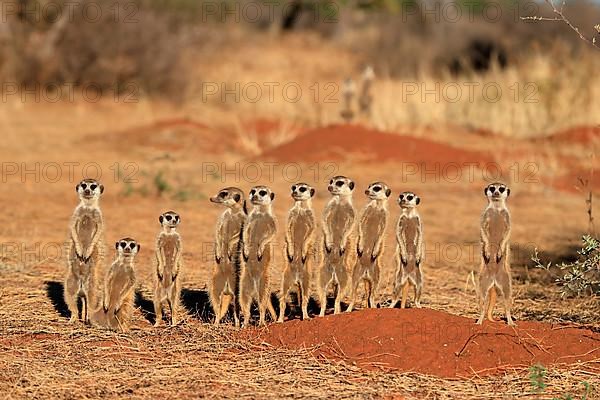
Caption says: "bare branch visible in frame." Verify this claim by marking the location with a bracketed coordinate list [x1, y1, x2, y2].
[522, 0, 600, 50]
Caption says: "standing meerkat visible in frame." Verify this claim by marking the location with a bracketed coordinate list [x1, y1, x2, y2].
[153, 211, 183, 327]
[319, 175, 356, 316]
[239, 185, 278, 327]
[340, 78, 356, 123]
[358, 65, 375, 117]
[64, 178, 105, 324]
[91, 238, 139, 332]
[209, 187, 247, 327]
[477, 182, 514, 326]
[347, 182, 390, 312]
[278, 183, 316, 322]
[390, 191, 424, 309]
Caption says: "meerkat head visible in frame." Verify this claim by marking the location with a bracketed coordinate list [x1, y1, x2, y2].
[115, 237, 140, 259]
[210, 187, 245, 207]
[398, 191, 420, 209]
[328, 176, 355, 197]
[343, 78, 356, 95]
[365, 181, 391, 200]
[485, 182, 510, 202]
[76, 178, 104, 202]
[249, 185, 275, 206]
[159, 211, 180, 230]
[291, 182, 315, 202]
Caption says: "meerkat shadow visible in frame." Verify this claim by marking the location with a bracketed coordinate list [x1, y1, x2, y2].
[44, 281, 70, 319]
[134, 290, 157, 325]
[305, 296, 349, 317]
[181, 288, 214, 323]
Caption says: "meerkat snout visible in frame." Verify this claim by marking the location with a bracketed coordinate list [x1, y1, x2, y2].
[116, 238, 140, 257]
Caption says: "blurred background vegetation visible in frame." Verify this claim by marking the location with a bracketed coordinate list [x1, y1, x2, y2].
[1, 0, 599, 135]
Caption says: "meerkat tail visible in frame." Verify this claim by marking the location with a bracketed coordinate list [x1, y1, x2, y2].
[401, 282, 410, 309]
[486, 287, 497, 322]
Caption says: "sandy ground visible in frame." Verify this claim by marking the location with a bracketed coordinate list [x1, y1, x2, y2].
[1, 101, 599, 399]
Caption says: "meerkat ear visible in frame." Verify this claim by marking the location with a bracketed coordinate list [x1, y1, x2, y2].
[349, 181, 355, 190]
[310, 188, 315, 197]
[385, 188, 391, 197]
[506, 188, 511, 197]
[99, 184, 104, 194]
[416, 196, 421, 205]
[270, 192, 275, 201]
[234, 193, 241, 202]
[159, 215, 163, 224]
[115, 241, 119, 250]
[75, 184, 79, 192]
[137, 244, 141, 252]
[484, 187, 488, 196]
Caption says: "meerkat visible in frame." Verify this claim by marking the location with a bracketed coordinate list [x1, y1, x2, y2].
[64, 178, 105, 324]
[239, 185, 278, 327]
[358, 65, 375, 116]
[390, 192, 425, 309]
[477, 182, 514, 326]
[347, 182, 390, 312]
[340, 78, 356, 123]
[209, 187, 247, 327]
[153, 211, 183, 327]
[91, 238, 139, 332]
[319, 175, 356, 316]
[278, 183, 316, 322]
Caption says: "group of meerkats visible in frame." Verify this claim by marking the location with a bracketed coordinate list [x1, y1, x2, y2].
[64, 177, 514, 332]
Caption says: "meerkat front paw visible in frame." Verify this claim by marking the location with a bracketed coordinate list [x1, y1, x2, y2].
[495, 250, 503, 263]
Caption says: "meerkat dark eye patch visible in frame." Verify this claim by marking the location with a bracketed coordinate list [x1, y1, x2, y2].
[129, 243, 136, 250]
[233, 193, 240, 202]
[489, 186, 495, 192]
[373, 186, 381, 192]
[299, 186, 307, 192]
[407, 195, 414, 201]
[259, 190, 267, 196]
[399, 194, 404, 200]
[80, 183, 87, 190]
[250, 189, 256, 196]
[165, 215, 172, 221]
[498, 187, 505, 193]
[90, 184, 97, 190]
[329, 179, 333, 184]
[219, 191, 227, 198]
[335, 181, 344, 187]
[291, 185, 297, 192]
[120, 241, 127, 249]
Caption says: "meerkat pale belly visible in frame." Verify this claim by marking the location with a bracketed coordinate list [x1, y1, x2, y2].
[158, 235, 178, 283]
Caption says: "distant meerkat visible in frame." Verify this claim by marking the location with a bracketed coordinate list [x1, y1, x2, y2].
[239, 186, 278, 327]
[209, 187, 247, 327]
[358, 65, 375, 116]
[92, 238, 139, 332]
[347, 182, 390, 312]
[477, 182, 514, 326]
[64, 178, 105, 324]
[319, 175, 356, 316]
[153, 211, 183, 327]
[390, 192, 424, 309]
[340, 78, 356, 123]
[278, 183, 316, 322]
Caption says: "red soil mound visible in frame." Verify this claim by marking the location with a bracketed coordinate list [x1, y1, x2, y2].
[260, 124, 491, 165]
[252, 308, 600, 378]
